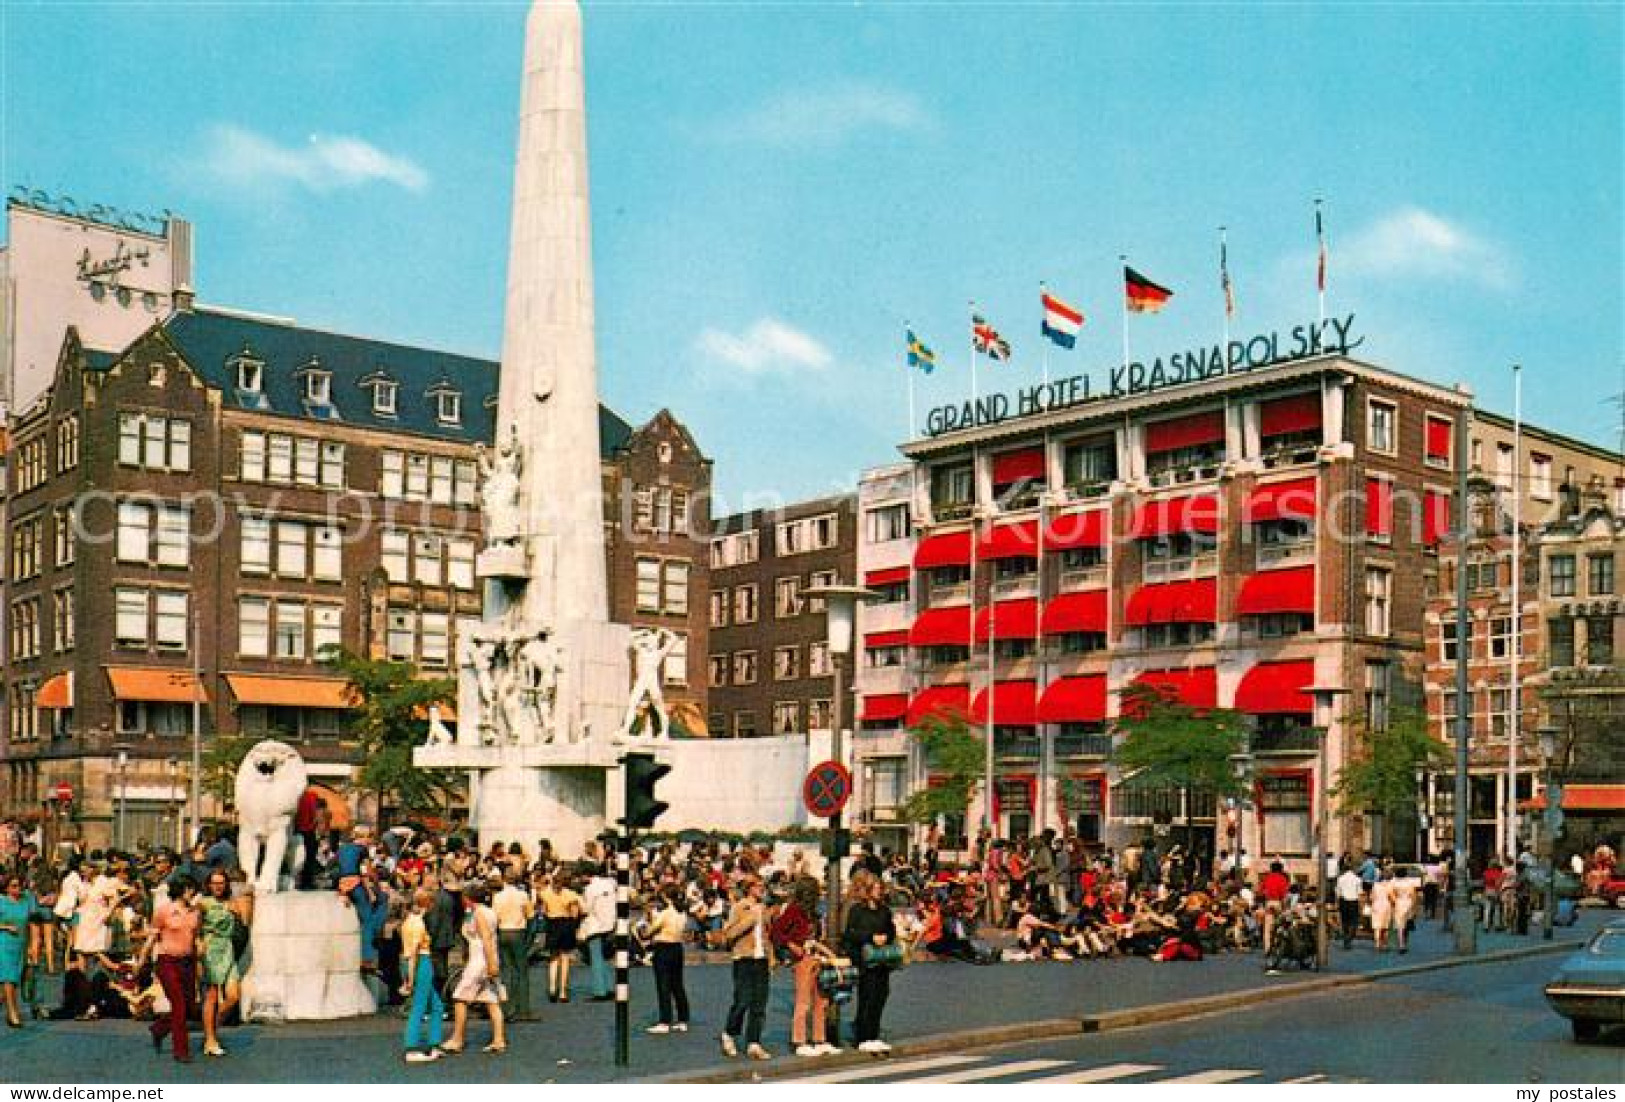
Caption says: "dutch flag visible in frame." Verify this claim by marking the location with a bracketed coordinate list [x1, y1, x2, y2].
[1040, 289, 1084, 349]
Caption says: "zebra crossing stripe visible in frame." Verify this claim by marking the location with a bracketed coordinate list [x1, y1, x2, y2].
[1024, 1063, 1165, 1084]
[909, 1059, 1072, 1084]
[1283, 1074, 1329, 1084]
[790, 1055, 983, 1083]
[1158, 1069, 1262, 1084]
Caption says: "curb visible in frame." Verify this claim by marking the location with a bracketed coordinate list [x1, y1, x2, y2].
[649, 937, 1584, 1084]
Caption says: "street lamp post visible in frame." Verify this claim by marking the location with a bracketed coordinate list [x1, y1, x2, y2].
[1537, 723, 1566, 942]
[1306, 684, 1349, 971]
[113, 744, 131, 851]
[803, 582, 880, 945]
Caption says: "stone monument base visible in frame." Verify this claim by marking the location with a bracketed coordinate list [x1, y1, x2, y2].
[241, 892, 377, 1022]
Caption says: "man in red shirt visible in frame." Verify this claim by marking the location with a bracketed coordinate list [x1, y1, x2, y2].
[294, 787, 323, 890]
[1258, 860, 1293, 954]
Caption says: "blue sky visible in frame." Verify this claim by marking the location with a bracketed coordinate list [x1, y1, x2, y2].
[6, 2, 1620, 505]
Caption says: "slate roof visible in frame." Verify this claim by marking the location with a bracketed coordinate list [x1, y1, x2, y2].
[159, 307, 635, 457]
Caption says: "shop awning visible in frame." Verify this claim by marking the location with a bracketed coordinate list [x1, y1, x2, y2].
[974, 599, 1038, 642]
[1042, 590, 1108, 635]
[1260, 393, 1322, 438]
[1523, 785, 1625, 812]
[865, 566, 911, 587]
[906, 685, 972, 728]
[36, 672, 73, 710]
[1234, 660, 1316, 715]
[226, 674, 353, 710]
[1130, 493, 1220, 539]
[914, 530, 973, 569]
[865, 630, 910, 650]
[971, 680, 1038, 726]
[991, 447, 1046, 484]
[1243, 476, 1318, 524]
[976, 520, 1040, 560]
[1145, 410, 1225, 453]
[106, 666, 209, 705]
[1131, 667, 1218, 710]
[908, 606, 973, 647]
[1236, 566, 1316, 616]
[1038, 675, 1107, 723]
[1045, 509, 1109, 551]
[1123, 578, 1217, 626]
[861, 693, 910, 723]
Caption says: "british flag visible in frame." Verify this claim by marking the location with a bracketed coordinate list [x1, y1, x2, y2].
[972, 314, 1011, 361]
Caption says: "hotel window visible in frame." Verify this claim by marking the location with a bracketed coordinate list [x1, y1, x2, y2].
[709, 591, 728, 628]
[866, 503, 911, 544]
[808, 699, 833, 732]
[635, 558, 662, 612]
[1144, 410, 1225, 481]
[776, 576, 803, 618]
[53, 588, 75, 653]
[1258, 774, 1312, 856]
[774, 645, 800, 681]
[1549, 617, 1575, 667]
[406, 454, 430, 499]
[733, 650, 758, 685]
[663, 560, 690, 614]
[773, 702, 800, 736]
[1548, 554, 1576, 597]
[240, 431, 266, 482]
[1424, 415, 1453, 468]
[239, 597, 271, 657]
[1367, 400, 1396, 455]
[436, 391, 462, 426]
[871, 578, 909, 604]
[733, 584, 758, 624]
[421, 612, 450, 668]
[154, 591, 188, 651]
[1530, 454, 1553, 500]
[931, 463, 975, 520]
[808, 641, 832, 677]
[115, 588, 149, 647]
[448, 539, 476, 590]
[274, 601, 306, 659]
[313, 526, 343, 581]
[320, 442, 346, 489]
[413, 535, 443, 586]
[430, 457, 454, 505]
[708, 655, 728, 688]
[55, 414, 79, 473]
[374, 380, 398, 416]
[381, 451, 405, 498]
[386, 609, 416, 662]
[1489, 616, 1513, 660]
[312, 605, 343, 657]
[1364, 567, 1392, 637]
[663, 633, 688, 687]
[1062, 437, 1116, 493]
[1058, 631, 1107, 654]
[454, 460, 477, 507]
[1254, 612, 1313, 640]
[865, 642, 906, 669]
[1589, 553, 1615, 596]
[1585, 616, 1614, 666]
[734, 711, 759, 738]
[381, 531, 410, 582]
[277, 521, 309, 578]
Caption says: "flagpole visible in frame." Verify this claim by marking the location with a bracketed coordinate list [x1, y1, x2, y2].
[905, 322, 917, 441]
[1039, 281, 1050, 388]
[1119, 254, 1131, 374]
[1315, 198, 1327, 325]
[1219, 227, 1231, 360]
[969, 300, 980, 405]
[1507, 362, 1523, 858]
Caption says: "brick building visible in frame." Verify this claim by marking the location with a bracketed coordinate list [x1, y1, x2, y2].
[707, 495, 857, 739]
[1, 303, 711, 849]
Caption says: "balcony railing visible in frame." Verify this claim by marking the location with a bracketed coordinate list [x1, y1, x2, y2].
[1147, 463, 1221, 488]
[1144, 551, 1218, 583]
[1054, 733, 1113, 758]
[1256, 541, 1315, 569]
[1261, 442, 1319, 469]
[1061, 479, 1112, 502]
[1251, 726, 1322, 754]
[929, 581, 970, 606]
[995, 736, 1043, 760]
[992, 575, 1039, 600]
[933, 501, 974, 523]
[1057, 565, 1108, 592]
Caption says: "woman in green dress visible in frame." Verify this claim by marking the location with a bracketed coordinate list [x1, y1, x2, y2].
[198, 869, 253, 1058]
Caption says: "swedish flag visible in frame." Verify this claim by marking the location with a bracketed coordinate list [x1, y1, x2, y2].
[906, 329, 937, 374]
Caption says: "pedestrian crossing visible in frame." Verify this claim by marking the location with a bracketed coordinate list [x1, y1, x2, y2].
[778, 1053, 1351, 1085]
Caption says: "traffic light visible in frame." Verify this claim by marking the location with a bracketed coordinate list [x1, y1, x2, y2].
[620, 751, 670, 830]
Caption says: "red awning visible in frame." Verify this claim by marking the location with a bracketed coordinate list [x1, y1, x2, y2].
[1426, 416, 1453, 460]
[914, 530, 972, 569]
[1042, 590, 1108, 635]
[906, 685, 971, 727]
[1424, 490, 1451, 547]
[992, 447, 1046, 484]
[977, 520, 1040, 560]
[865, 566, 911, 587]
[909, 606, 973, 647]
[36, 672, 73, 710]
[1524, 784, 1625, 812]
[1038, 675, 1107, 723]
[1045, 509, 1109, 551]
[1235, 566, 1316, 616]
[1260, 393, 1322, 438]
[1244, 476, 1318, 524]
[861, 693, 909, 723]
[865, 630, 910, 649]
[1145, 410, 1225, 453]
[971, 680, 1038, 726]
[1366, 477, 1393, 538]
[1130, 493, 1220, 538]
[1234, 660, 1316, 715]
[974, 599, 1039, 642]
[1131, 667, 1218, 710]
[1123, 579, 1217, 625]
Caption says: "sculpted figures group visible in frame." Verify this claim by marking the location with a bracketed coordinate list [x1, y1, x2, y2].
[460, 624, 567, 747]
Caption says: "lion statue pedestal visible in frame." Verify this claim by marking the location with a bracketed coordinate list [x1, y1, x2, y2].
[234, 740, 376, 1022]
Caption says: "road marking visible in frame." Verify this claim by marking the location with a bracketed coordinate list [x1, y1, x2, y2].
[1024, 1063, 1166, 1084]
[908, 1059, 1072, 1084]
[1283, 1074, 1329, 1084]
[788, 1054, 983, 1083]
[1158, 1069, 1262, 1084]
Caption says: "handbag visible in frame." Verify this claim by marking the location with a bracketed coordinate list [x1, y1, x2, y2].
[816, 964, 858, 1003]
[860, 943, 907, 971]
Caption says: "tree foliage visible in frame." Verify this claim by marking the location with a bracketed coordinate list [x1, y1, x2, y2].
[321, 649, 460, 822]
[1331, 708, 1447, 822]
[200, 733, 261, 813]
[899, 711, 986, 825]
[1111, 683, 1249, 800]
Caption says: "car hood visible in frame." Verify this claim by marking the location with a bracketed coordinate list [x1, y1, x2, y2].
[1549, 958, 1625, 988]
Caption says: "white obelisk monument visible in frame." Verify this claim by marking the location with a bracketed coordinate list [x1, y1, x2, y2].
[416, 0, 667, 857]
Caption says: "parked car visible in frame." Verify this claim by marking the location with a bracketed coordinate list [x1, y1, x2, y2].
[1544, 917, 1625, 1041]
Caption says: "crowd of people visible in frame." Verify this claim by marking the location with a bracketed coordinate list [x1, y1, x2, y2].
[0, 813, 1616, 1067]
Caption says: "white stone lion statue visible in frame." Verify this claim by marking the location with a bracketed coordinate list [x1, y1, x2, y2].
[235, 740, 309, 894]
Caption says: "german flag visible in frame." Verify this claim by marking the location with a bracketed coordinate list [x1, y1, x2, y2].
[1124, 266, 1174, 314]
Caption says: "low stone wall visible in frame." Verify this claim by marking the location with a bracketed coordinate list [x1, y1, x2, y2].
[662, 733, 813, 834]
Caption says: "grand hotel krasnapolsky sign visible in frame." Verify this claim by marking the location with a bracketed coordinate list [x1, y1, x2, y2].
[923, 314, 1364, 438]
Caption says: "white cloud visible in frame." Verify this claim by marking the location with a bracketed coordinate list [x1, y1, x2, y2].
[202, 124, 429, 194]
[703, 81, 932, 147]
[693, 317, 833, 378]
[1335, 206, 1513, 289]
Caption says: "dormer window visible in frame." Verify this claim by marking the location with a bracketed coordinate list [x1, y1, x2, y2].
[236, 357, 263, 393]
[437, 391, 462, 426]
[375, 381, 398, 416]
[305, 370, 331, 405]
